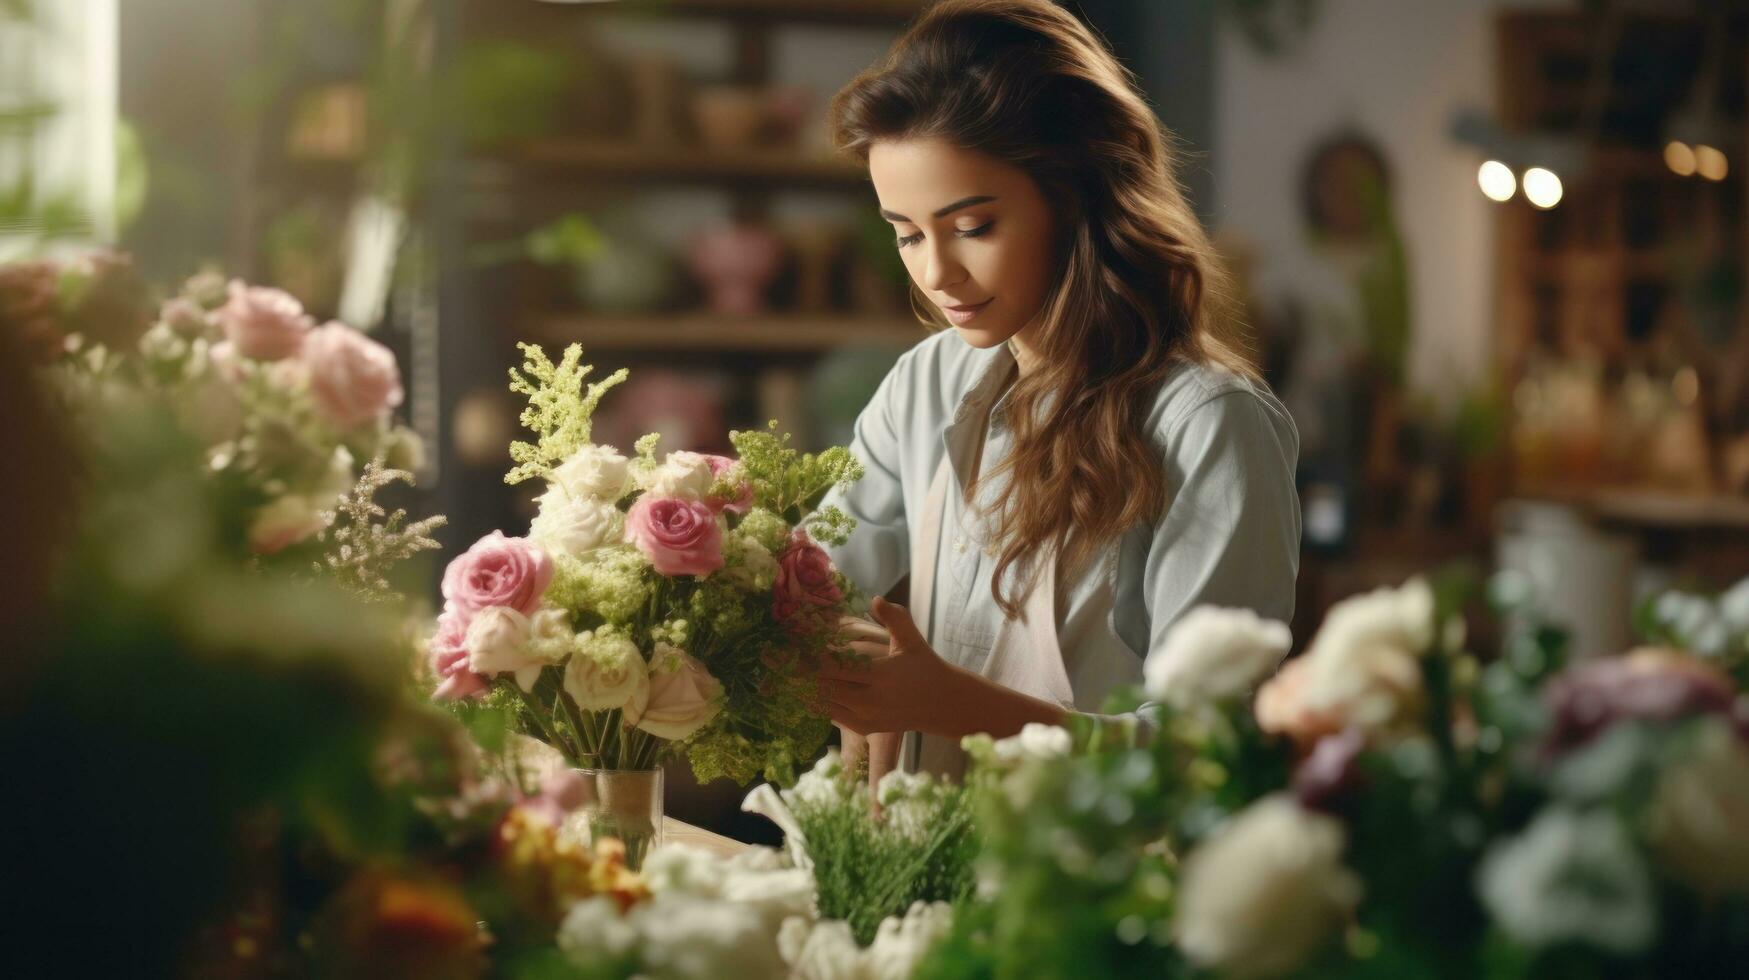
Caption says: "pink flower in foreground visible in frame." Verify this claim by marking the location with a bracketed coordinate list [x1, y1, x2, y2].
[703, 454, 754, 515]
[429, 605, 488, 700]
[773, 531, 843, 629]
[441, 531, 553, 622]
[215, 279, 313, 361]
[301, 321, 404, 429]
[624, 495, 724, 577]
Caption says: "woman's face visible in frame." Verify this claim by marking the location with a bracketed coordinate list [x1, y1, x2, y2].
[868, 137, 1060, 350]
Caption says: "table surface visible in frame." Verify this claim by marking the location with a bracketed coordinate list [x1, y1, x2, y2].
[662, 816, 750, 859]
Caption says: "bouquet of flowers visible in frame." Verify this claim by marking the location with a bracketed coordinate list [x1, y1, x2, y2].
[428, 342, 865, 855]
[920, 572, 1749, 980]
[3, 252, 426, 560]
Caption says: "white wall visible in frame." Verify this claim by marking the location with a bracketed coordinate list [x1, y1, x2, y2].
[1212, 0, 1572, 405]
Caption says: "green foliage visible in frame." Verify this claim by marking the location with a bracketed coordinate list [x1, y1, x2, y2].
[730, 420, 865, 532]
[505, 342, 628, 485]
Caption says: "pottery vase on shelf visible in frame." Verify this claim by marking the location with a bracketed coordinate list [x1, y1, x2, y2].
[690, 84, 767, 152]
[687, 222, 783, 316]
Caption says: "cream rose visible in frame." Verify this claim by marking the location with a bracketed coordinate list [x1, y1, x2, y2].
[247, 494, 330, 554]
[531, 491, 624, 559]
[563, 629, 650, 713]
[643, 450, 716, 500]
[1174, 794, 1360, 979]
[628, 642, 723, 740]
[551, 444, 631, 503]
[1257, 578, 1434, 744]
[1144, 605, 1292, 709]
[465, 605, 548, 692]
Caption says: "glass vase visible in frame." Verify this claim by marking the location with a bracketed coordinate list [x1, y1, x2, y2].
[566, 767, 664, 870]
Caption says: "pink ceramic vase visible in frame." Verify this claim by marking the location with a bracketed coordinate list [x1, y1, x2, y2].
[687, 223, 784, 316]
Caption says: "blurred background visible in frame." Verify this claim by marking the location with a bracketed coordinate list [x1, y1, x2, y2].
[4, 0, 1746, 830]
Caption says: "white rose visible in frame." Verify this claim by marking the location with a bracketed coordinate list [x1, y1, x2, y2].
[557, 895, 639, 965]
[644, 450, 715, 500]
[627, 642, 724, 741]
[629, 893, 783, 980]
[782, 918, 863, 980]
[1144, 606, 1293, 708]
[865, 901, 955, 980]
[1477, 806, 1654, 955]
[1175, 794, 1360, 979]
[991, 722, 1072, 766]
[1718, 577, 1749, 636]
[720, 865, 817, 930]
[550, 443, 631, 502]
[1295, 577, 1435, 737]
[525, 605, 578, 664]
[1645, 717, 1749, 895]
[465, 606, 545, 692]
[247, 494, 330, 554]
[532, 491, 624, 559]
[641, 843, 730, 898]
[563, 629, 649, 712]
[785, 748, 854, 810]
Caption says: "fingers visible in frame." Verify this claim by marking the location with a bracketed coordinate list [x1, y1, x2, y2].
[867, 731, 898, 791]
[869, 596, 928, 651]
[839, 726, 867, 769]
[835, 616, 892, 644]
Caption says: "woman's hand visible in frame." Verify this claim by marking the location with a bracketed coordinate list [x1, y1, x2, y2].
[823, 596, 1069, 740]
[836, 726, 901, 812]
[821, 597, 962, 736]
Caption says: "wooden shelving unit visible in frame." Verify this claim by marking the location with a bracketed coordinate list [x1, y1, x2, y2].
[492, 139, 868, 187]
[1493, 8, 1749, 521]
[521, 312, 926, 353]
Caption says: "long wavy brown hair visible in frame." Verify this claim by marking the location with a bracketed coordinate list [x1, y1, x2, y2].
[830, 0, 1258, 619]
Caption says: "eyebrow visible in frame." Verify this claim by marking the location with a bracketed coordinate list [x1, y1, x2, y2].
[877, 195, 998, 223]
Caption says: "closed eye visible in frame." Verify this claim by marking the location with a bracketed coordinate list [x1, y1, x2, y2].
[895, 221, 995, 249]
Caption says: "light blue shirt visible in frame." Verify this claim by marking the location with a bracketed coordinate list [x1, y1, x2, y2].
[818, 327, 1302, 718]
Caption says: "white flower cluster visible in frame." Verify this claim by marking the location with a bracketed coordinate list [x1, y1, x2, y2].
[779, 900, 955, 980]
[1142, 605, 1292, 709]
[1649, 576, 1749, 660]
[556, 838, 954, 980]
[1174, 794, 1362, 978]
[1257, 577, 1438, 744]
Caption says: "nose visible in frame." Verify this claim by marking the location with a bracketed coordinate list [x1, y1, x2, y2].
[917, 237, 965, 292]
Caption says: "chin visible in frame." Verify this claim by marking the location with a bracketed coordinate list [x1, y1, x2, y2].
[948, 324, 1017, 349]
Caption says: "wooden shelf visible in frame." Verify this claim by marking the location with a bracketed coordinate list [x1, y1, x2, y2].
[560, 0, 926, 27]
[521, 312, 927, 353]
[1515, 486, 1749, 530]
[482, 140, 869, 188]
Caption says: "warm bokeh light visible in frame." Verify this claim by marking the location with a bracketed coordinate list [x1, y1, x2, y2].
[1695, 144, 1729, 181]
[1478, 160, 1517, 202]
[1665, 140, 1697, 176]
[1522, 167, 1563, 209]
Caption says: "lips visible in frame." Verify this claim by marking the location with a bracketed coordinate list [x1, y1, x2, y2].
[941, 298, 992, 326]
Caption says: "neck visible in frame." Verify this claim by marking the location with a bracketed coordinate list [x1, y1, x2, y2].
[1007, 323, 1041, 378]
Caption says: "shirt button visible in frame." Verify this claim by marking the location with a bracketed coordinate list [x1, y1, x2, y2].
[953, 536, 967, 553]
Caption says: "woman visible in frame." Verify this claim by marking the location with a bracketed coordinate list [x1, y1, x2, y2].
[815, 0, 1301, 782]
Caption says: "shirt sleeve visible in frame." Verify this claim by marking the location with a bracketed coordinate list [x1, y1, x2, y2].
[1077, 385, 1302, 740]
[1146, 386, 1302, 634]
[816, 356, 913, 609]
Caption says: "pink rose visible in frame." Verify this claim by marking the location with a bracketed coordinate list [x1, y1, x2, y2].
[441, 531, 554, 622]
[215, 279, 313, 361]
[301, 321, 405, 429]
[624, 496, 725, 577]
[773, 531, 844, 629]
[704, 454, 754, 515]
[429, 605, 488, 700]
